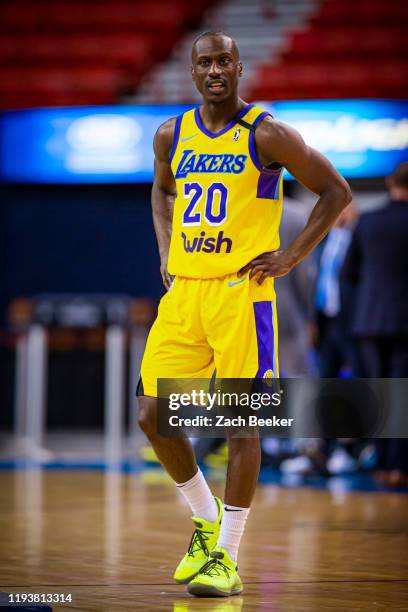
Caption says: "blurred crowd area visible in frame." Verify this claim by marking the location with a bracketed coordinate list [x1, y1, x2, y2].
[0, 0, 407, 488]
[271, 162, 408, 488]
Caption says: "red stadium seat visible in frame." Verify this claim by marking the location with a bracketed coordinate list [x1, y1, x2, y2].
[0, 0, 405, 108]
[251, 59, 407, 100]
[0, 33, 156, 66]
[249, 0, 407, 101]
[0, 66, 121, 99]
[0, 0, 207, 31]
[0, 0, 212, 107]
[315, 0, 408, 23]
[289, 27, 407, 57]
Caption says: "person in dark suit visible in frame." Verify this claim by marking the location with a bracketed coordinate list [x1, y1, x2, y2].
[314, 201, 359, 377]
[342, 161, 408, 487]
[275, 198, 317, 376]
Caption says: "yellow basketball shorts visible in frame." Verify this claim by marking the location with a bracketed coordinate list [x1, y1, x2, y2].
[139, 272, 279, 397]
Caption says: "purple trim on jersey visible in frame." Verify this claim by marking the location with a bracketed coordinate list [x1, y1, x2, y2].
[253, 301, 276, 378]
[169, 114, 183, 162]
[248, 111, 270, 170]
[256, 167, 282, 200]
[194, 103, 255, 138]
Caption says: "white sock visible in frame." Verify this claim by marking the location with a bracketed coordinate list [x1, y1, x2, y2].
[176, 469, 218, 523]
[217, 505, 250, 562]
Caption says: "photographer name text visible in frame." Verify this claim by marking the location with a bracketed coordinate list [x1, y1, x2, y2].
[168, 415, 294, 428]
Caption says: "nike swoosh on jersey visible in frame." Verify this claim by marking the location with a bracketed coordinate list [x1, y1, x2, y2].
[227, 277, 246, 287]
[181, 134, 198, 142]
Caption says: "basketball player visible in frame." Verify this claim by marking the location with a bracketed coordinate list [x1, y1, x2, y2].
[137, 31, 351, 597]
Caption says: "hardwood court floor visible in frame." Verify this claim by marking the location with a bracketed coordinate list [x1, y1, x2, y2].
[0, 470, 407, 611]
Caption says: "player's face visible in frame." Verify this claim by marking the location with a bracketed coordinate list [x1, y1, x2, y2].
[191, 35, 242, 102]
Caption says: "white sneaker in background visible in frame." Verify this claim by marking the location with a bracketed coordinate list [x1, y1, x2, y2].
[327, 448, 357, 475]
[280, 455, 314, 475]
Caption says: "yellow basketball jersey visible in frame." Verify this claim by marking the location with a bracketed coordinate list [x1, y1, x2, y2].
[167, 104, 283, 278]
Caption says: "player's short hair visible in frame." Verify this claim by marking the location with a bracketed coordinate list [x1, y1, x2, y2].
[392, 162, 408, 189]
[192, 31, 239, 58]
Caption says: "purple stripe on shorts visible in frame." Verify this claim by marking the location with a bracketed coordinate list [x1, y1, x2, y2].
[253, 301, 275, 378]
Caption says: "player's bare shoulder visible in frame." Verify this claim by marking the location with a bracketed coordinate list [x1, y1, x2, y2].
[254, 114, 306, 168]
[255, 114, 289, 143]
[154, 117, 177, 162]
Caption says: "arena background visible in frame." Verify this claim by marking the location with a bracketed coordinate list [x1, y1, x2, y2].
[0, 0, 407, 610]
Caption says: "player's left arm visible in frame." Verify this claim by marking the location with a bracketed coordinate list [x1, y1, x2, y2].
[239, 117, 352, 283]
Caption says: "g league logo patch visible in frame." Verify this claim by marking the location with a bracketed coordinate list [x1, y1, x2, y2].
[233, 128, 241, 141]
[263, 369, 274, 387]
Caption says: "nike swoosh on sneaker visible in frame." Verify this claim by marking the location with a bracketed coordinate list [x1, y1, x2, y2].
[181, 134, 198, 142]
[227, 277, 246, 287]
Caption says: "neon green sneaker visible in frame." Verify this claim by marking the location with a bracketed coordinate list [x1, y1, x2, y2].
[173, 496, 223, 584]
[187, 546, 243, 597]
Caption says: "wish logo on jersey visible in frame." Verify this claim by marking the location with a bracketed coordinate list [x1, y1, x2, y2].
[175, 149, 247, 179]
[181, 231, 232, 254]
